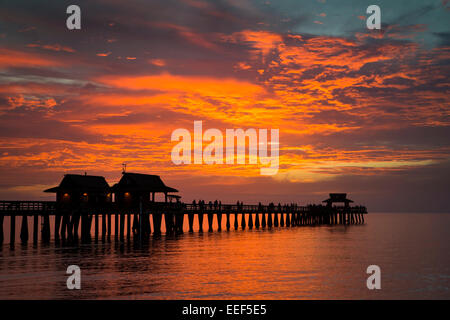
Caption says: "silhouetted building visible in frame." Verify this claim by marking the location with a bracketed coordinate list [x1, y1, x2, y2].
[111, 172, 178, 206]
[323, 193, 354, 207]
[44, 174, 111, 206]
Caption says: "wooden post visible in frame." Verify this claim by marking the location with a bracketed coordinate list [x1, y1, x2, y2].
[0, 214, 4, 244]
[164, 212, 173, 234]
[274, 213, 279, 227]
[71, 213, 80, 241]
[20, 214, 28, 243]
[10, 215, 15, 245]
[33, 214, 39, 244]
[175, 213, 184, 234]
[127, 212, 131, 240]
[102, 212, 107, 241]
[255, 213, 260, 228]
[80, 214, 87, 242]
[120, 212, 125, 241]
[188, 213, 194, 232]
[248, 213, 253, 229]
[207, 213, 214, 232]
[152, 213, 162, 236]
[107, 213, 112, 240]
[144, 211, 151, 237]
[226, 213, 230, 231]
[268, 213, 273, 227]
[54, 214, 61, 241]
[132, 212, 139, 236]
[198, 213, 204, 232]
[67, 213, 74, 241]
[139, 200, 143, 240]
[240, 213, 246, 230]
[94, 213, 99, 242]
[61, 214, 67, 240]
[286, 212, 291, 227]
[216, 213, 222, 231]
[234, 213, 239, 230]
[42, 214, 50, 243]
[280, 213, 285, 227]
[114, 212, 119, 240]
[261, 213, 266, 228]
[88, 214, 93, 242]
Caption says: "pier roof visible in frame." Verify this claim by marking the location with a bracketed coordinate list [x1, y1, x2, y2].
[322, 193, 354, 203]
[112, 172, 178, 193]
[44, 174, 110, 193]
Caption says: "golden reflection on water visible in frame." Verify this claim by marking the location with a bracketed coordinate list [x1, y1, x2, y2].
[0, 213, 449, 299]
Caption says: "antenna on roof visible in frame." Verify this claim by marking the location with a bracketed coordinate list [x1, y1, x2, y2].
[122, 162, 127, 174]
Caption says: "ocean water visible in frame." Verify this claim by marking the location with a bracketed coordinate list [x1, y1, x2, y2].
[0, 213, 449, 299]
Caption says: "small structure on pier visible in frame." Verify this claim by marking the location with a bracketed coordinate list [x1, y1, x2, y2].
[111, 172, 178, 206]
[322, 193, 353, 207]
[44, 174, 111, 206]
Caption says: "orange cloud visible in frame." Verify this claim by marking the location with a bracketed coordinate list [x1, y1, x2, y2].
[0, 48, 62, 68]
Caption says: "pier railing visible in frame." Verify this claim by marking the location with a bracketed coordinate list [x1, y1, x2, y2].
[0, 200, 367, 215]
[0, 201, 57, 214]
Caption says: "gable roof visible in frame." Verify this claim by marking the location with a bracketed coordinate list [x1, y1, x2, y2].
[112, 172, 178, 193]
[44, 174, 110, 193]
[322, 193, 354, 203]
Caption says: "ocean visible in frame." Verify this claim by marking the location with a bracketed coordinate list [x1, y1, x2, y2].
[0, 213, 449, 299]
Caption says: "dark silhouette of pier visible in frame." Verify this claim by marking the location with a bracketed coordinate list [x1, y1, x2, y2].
[0, 173, 367, 246]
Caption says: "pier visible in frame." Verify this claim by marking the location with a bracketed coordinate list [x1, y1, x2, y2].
[0, 199, 367, 246]
[0, 173, 367, 247]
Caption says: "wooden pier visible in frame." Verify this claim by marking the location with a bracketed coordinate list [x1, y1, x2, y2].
[0, 199, 367, 246]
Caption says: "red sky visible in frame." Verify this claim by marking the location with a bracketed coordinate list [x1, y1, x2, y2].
[0, 1, 449, 212]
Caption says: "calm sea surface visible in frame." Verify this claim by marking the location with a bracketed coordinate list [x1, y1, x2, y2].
[0, 213, 449, 299]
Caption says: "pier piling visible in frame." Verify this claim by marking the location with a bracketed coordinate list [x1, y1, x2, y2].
[10, 215, 15, 245]
[95, 213, 99, 242]
[188, 213, 194, 232]
[198, 213, 204, 232]
[0, 215, 3, 244]
[217, 213, 222, 231]
[54, 214, 61, 241]
[102, 212, 106, 241]
[152, 213, 162, 236]
[207, 213, 214, 232]
[20, 215, 28, 243]
[255, 213, 260, 228]
[114, 213, 119, 241]
[42, 214, 50, 243]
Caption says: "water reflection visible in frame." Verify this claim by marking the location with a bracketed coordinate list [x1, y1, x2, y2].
[0, 213, 449, 299]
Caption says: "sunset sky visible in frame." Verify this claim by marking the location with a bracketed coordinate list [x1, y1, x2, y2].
[0, 0, 449, 212]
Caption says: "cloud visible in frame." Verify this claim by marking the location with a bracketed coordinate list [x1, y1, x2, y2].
[0, 0, 448, 211]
